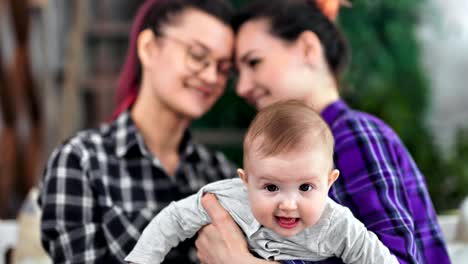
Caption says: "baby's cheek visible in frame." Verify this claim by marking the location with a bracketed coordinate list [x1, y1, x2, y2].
[249, 194, 272, 224]
[303, 210, 320, 227]
[303, 200, 326, 227]
[249, 193, 267, 215]
[250, 201, 270, 225]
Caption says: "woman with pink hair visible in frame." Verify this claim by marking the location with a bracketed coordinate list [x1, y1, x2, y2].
[39, 1, 237, 262]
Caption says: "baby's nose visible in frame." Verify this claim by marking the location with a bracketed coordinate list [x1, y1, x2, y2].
[278, 198, 298, 211]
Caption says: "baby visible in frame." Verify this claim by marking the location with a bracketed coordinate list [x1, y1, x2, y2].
[125, 101, 398, 264]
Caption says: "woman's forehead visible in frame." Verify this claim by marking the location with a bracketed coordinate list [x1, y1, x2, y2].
[235, 19, 287, 56]
[166, 8, 234, 55]
[236, 19, 270, 43]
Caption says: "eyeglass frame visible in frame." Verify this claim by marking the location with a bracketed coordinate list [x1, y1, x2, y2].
[156, 33, 235, 79]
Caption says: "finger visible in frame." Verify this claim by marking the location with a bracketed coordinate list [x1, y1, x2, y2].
[195, 238, 204, 260]
[201, 193, 231, 224]
[196, 225, 215, 263]
[197, 224, 216, 241]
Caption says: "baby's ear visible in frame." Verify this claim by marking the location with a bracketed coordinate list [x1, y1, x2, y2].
[328, 169, 340, 188]
[237, 168, 248, 184]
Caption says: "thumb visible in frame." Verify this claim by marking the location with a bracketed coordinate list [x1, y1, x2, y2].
[201, 193, 231, 225]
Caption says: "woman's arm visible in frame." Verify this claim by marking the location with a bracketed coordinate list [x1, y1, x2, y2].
[196, 194, 278, 264]
[320, 203, 398, 264]
[330, 119, 444, 263]
[39, 144, 108, 263]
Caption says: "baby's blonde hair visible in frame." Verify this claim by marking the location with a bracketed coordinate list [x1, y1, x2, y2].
[243, 100, 334, 171]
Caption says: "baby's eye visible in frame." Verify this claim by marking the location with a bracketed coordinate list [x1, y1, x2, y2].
[265, 184, 279, 192]
[299, 184, 313, 192]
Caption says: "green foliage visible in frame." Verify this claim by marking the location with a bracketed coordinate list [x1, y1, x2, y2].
[338, 1, 467, 212]
[339, 0, 428, 142]
[431, 128, 468, 210]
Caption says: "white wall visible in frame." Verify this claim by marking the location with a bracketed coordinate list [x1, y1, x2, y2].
[418, 0, 468, 155]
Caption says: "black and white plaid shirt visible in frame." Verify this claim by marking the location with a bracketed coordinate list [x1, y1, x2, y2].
[38, 111, 236, 263]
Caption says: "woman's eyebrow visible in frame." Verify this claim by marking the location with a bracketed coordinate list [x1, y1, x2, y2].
[192, 39, 232, 61]
[190, 39, 210, 50]
[238, 50, 257, 64]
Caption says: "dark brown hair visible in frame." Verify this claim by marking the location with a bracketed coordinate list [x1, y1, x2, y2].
[233, 0, 349, 79]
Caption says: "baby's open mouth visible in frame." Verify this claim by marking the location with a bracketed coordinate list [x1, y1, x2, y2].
[276, 217, 300, 229]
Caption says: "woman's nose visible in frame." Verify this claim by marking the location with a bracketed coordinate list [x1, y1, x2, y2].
[235, 72, 252, 98]
[198, 62, 219, 84]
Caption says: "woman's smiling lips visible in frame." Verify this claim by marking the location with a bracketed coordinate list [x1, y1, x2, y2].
[194, 86, 213, 96]
[246, 89, 268, 107]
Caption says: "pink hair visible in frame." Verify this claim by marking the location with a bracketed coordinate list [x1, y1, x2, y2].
[111, 0, 160, 119]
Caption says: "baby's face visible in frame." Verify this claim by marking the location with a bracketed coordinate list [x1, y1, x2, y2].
[240, 147, 338, 237]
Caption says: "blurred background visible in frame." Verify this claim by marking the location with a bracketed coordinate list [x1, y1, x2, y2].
[0, 0, 467, 261]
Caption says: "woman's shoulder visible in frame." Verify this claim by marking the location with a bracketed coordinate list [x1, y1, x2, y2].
[331, 107, 400, 144]
[193, 143, 236, 163]
[324, 101, 395, 138]
[51, 122, 118, 159]
[189, 143, 237, 177]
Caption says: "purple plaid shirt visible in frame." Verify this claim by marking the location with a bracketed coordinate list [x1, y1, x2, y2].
[284, 100, 450, 264]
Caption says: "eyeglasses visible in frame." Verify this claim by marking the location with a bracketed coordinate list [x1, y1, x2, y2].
[159, 34, 233, 78]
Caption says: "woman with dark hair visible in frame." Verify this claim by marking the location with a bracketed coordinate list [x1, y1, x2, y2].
[38, 0, 237, 263]
[196, 1, 451, 263]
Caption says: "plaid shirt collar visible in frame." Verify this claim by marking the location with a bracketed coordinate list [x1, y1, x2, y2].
[320, 99, 349, 127]
[113, 111, 195, 159]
